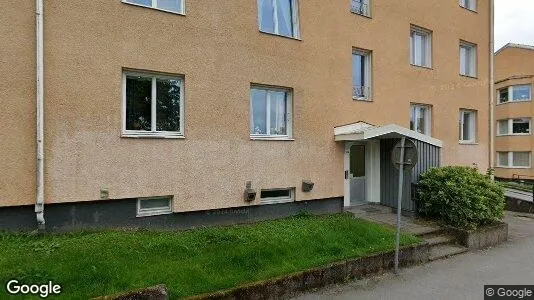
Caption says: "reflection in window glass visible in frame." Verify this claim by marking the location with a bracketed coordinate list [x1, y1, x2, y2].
[258, 0, 298, 37]
[127, 0, 152, 6]
[512, 85, 531, 101]
[499, 88, 509, 103]
[276, 0, 293, 37]
[512, 119, 530, 134]
[156, 79, 181, 132]
[126, 76, 152, 131]
[156, 0, 182, 12]
[251, 89, 268, 135]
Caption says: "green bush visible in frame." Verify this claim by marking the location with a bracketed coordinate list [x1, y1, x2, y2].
[415, 166, 505, 230]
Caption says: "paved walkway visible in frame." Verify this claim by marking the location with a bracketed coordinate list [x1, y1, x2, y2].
[294, 212, 534, 300]
[346, 204, 441, 235]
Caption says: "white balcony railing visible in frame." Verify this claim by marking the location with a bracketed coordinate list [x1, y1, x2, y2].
[351, 0, 370, 16]
[353, 86, 370, 101]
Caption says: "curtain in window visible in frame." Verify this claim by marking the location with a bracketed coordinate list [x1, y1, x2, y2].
[259, 0, 275, 33]
[462, 112, 472, 140]
[460, 46, 468, 75]
[498, 120, 509, 135]
[513, 152, 530, 167]
[270, 91, 287, 135]
[498, 152, 509, 166]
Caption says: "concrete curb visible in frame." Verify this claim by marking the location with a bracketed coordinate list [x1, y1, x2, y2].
[92, 284, 169, 300]
[186, 243, 430, 300]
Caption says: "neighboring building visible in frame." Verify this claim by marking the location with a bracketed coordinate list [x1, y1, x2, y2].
[0, 0, 491, 230]
[494, 43, 534, 180]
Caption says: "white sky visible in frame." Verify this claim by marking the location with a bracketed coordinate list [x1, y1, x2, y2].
[495, 0, 534, 51]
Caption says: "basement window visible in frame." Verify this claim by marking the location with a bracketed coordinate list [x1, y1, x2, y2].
[260, 188, 295, 205]
[137, 196, 173, 217]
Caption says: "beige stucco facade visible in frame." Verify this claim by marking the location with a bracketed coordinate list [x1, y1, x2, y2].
[1, 1, 490, 212]
[494, 44, 534, 179]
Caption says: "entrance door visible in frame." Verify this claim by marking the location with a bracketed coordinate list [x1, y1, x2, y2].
[349, 144, 366, 205]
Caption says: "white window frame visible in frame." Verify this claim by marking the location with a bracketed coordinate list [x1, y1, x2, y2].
[498, 85, 532, 104]
[250, 85, 293, 140]
[459, 109, 477, 144]
[497, 152, 532, 169]
[122, 0, 185, 15]
[410, 104, 432, 135]
[137, 196, 173, 217]
[460, 41, 477, 77]
[410, 26, 432, 68]
[459, 0, 477, 11]
[350, 0, 371, 17]
[260, 188, 295, 205]
[497, 118, 532, 136]
[257, 0, 300, 39]
[352, 48, 372, 101]
[122, 71, 185, 139]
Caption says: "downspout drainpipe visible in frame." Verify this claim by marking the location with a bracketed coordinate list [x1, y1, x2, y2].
[489, 0, 495, 180]
[35, 0, 45, 231]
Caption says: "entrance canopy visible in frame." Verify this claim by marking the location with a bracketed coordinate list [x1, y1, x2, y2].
[334, 121, 443, 148]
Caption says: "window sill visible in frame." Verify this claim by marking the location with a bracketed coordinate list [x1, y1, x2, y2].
[259, 30, 301, 41]
[459, 6, 478, 13]
[410, 64, 433, 70]
[136, 210, 173, 218]
[496, 166, 531, 169]
[496, 100, 532, 105]
[121, 1, 185, 16]
[460, 74, 478, 79]
[352, 97, 373, 102]
[122, 132, 185, 139]
[459, 141, 478, 145]
[350, 11, 372, 19]
[497, 134, 532, 137]
[250, 136, 295, 141]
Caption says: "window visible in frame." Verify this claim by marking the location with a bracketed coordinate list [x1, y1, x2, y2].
[498, 118, 531, 136]
[497, 152, 531, 168]
[459, 109, 477, 143]
[351, 0, 370, 17]
[498, 85, 532, 104]
[410, 104, 432, 135]
[123, 71, 184, 138]
[459, 0, 476, 11]
[260, 188, 295, 204]
[250, 86, 293, 139]
[410, 26, 432, 68]
[257, 0, 300, 38]
[137, 196, 172, 217]
[460, 42, 477, 77]
[123, 0, 184, 14]
[352, 49, 372, 101]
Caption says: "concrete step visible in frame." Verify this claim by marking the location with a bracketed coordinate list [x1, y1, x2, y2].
[429, 243, 468, 261]
[411, 226, 445, 237]
[424, 234, 456, 247]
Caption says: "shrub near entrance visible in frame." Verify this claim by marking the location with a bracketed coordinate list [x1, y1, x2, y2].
[416, 166, 505, 230]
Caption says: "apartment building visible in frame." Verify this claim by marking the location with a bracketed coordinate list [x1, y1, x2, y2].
[494, 43, 534, 180]
[0, 0, 491, 231]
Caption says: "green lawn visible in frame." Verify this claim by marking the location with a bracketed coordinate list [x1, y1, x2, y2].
[0, 213, 420, 299]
